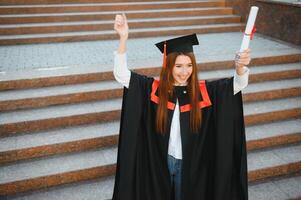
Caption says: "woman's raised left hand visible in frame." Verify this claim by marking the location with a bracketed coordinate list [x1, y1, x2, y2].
[235, 48, 251, 75]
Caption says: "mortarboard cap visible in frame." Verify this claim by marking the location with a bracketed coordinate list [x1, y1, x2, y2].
[155, 33, 199, 68]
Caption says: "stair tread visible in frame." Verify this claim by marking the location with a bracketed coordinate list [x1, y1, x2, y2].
[0, 90, 300, 124]
[0, 141, 300, 184]
[0, 118, 300, 153]
[4, 174, 301, 200]
[202, 62, 301, 80]
[243, 96, 301, 115]
[0, 146, 117, 184]
[0, 98, 122, 124]
[243, 78, 301, 94]
[246, 119, 301, 141]
[0, 0, 219, 8]
[4, 176, 115, 200]
[0, 122, 120, 152]
[248, 174, 301, 200]
[0, 23, 244, 39]
[0, 80, 121, 101]
[0, 7, 231, 17]
[1, 64, 300, 101]
[248, 143, 301, 171]
[0, 15, 238, 28]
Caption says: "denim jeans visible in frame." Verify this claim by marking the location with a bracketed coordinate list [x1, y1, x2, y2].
[167, 155, 182, 200]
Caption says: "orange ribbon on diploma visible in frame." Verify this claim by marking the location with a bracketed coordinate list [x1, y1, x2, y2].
[245, 26, 257, 40]
[239, 6, 259, 52]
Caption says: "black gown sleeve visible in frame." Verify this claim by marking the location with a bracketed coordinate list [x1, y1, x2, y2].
[112, 71, 154, 200]
[205, 77, 248, 200]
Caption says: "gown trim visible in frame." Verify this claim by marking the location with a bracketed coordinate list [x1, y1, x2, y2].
[150, 79, 212, 112]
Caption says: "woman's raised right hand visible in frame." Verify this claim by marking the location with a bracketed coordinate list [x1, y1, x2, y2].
[114, 13, 128, 41]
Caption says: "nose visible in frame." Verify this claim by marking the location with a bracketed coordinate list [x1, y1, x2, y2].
[181, 67, 190, 75]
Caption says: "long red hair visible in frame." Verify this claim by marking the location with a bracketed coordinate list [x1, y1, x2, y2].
[155, 52, 202, 134]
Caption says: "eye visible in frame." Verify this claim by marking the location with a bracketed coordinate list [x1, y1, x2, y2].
[175, 65, 181, 68]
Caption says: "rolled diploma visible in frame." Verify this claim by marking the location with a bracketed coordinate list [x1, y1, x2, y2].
[239, 6, 259, 52]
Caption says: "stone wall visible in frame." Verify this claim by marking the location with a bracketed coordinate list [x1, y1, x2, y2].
[225, 0, 301, 45]
[225, 0, 252, 22]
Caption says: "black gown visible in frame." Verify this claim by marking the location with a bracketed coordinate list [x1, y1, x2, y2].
[112, 71, 248, 200]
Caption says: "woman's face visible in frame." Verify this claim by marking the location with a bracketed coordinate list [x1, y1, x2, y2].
[172, 55, 193, 85]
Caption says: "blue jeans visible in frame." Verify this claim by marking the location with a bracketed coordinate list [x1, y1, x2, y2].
[167, 155, 182, 200]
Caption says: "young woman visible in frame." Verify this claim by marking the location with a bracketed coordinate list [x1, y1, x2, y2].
[112, 14, 251, 200]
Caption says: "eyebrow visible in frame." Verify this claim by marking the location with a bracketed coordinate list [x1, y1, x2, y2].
[175, 63, 193, 65]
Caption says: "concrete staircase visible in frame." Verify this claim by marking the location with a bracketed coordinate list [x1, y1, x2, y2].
[0, 0, 301, 200]
[0, 0, 244, 45]
[1, 49, 301, 199]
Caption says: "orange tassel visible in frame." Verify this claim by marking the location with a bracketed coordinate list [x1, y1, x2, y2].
[250, 26, 257, 40]
[163, 41, 167, 68]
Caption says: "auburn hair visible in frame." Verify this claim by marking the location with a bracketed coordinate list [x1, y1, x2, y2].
[155, 52, 202, 134]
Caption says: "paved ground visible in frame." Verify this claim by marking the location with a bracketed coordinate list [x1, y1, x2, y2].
[0, 32, 300, 81]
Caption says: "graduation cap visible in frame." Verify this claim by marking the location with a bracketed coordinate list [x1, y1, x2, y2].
[155, 33, 199, 68]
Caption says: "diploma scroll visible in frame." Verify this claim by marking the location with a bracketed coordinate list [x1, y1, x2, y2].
[239, 6, 259, 52]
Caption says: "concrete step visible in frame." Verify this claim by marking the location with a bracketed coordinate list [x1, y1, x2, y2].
[1, 0, 180, 5]
[248, 174, 301, 200]
[1, 64, 300, 111]
[0, 116, 300, 164]
[0, 14, 238, 28]
[246, 119, 301, 151]
[200, 62, 301, 81]
[243, 97, 301, 126]
[244, 77, 301, 94]
[0, 141, 300, 196]
[0, 1, 225, 15]
[243, 97, 301, 116]
[0, 98, 121, 125]
[0, 146, 117, 196]
[1, 53, 300, 90]
[0, 147, 117, 186]
[0, 78, 300, 112]
[0, 15, 241, 35]
[3, 176, 115, 200]
[0, 7, 234, 24]
[0, 122, 119, 164]
[3, 174, 301, 200]
[1, 62, 300, 101]
[0, 23, 244, 45]
[246, 119, 301, 141]
[0, 91, 300, 136]
[1, 79, 301, 123]
[247, 143, 301, 182]
[0, 122, 119, 152]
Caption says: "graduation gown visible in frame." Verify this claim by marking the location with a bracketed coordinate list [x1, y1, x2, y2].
[112, 71, 248, 200]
